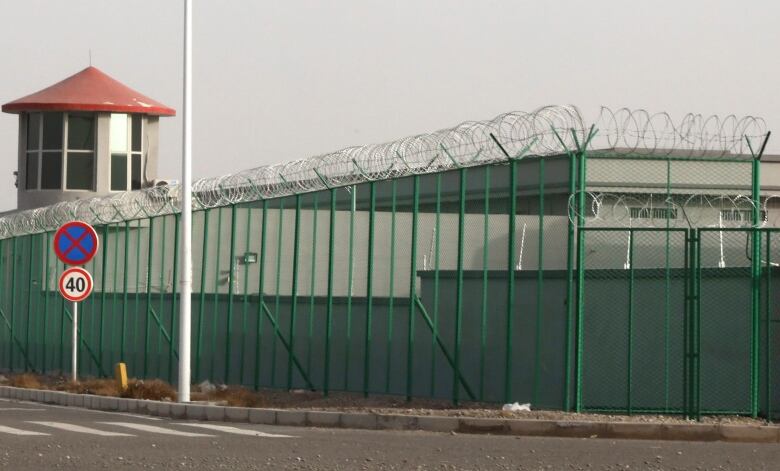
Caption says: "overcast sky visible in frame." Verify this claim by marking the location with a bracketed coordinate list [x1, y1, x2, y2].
[0, 0, 778, 211]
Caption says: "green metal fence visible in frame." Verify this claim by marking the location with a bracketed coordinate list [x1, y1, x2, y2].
[0, 155, 576, 405]
[1, 144, 779, 418]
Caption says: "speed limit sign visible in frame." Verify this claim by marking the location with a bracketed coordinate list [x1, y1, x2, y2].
[58, 267, 94, 302]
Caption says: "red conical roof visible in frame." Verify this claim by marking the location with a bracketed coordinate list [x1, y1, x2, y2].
[1, 66, 175, 116]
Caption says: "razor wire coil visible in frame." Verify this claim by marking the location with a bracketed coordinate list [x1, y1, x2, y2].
[0, 105, 768, 238]
[567, 192, 780, 229]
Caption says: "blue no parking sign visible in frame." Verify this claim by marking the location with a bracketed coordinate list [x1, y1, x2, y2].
[53, 221, 99, 266]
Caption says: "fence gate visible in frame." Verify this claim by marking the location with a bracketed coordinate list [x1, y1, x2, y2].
[695, 228, 754, 415]
[579, 227, 780, 418]
[695, 228, 780, 418]
[578, 228, 689, 414]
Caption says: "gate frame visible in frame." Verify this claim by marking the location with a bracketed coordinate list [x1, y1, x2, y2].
[576, 226, 691, 416]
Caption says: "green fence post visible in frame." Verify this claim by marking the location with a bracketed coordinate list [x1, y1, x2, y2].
[43, 232, 50, 373]
[695, 229, 702, 420]
[271, 200, 284, 385]
[746, 133, 770, 418]
[287, 195, 302, 390]
[685, 229, 702, 420]
[574, 134, 589, 412]
[133, 220, 142, 375]
[28, 236, 35, 371]
[59, 260, 65, 373]
[385, 180, 397, 393]
[121, 222, 130, 362]
[682, 229, 692, 419]
[564, 151, 576, 411]
[751, 156, 761, 418]
[254, 200, 268, 390]
[226, 205, 238, 384]
[664, 159, 672, 412]
[156, 217, 168, 378]
[34, 235, 43, 372]
[88, 253, 100, 376]
[364, 182, 376, 397]
[195, 210, 210, 380]
[533, 157, 545, 405]
[683, 229, 691, 418]
[406, 176, 420, 401]
[33, 235, 42, 372]
[0, 239, 6, 368]
[345, 187, 356, 390]
[307, 194, 318, 377]
[431, 174, 441, 396]
[479, 166, 490, 401]
[24, 235, 34, 372]
[10, 237, 17, 371]
[169, 214, 180, 384]
[627, 229, 635, 415]
[765, 231, 772, 421]
[254, 202, 268, 390]
[110, 223, 120, 365]
[453, 168, 467, 405]
[98, 225, 109, 375]
[143, 218, 155, 378]
[211, 209, 224, 382]
[505, 158, 517, 403]
[324, 190, 336, 396]
[240, 207, 252, 386]
[0, 240, 6, 368]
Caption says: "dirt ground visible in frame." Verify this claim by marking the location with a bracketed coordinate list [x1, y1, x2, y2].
[0, 372, 767, 426]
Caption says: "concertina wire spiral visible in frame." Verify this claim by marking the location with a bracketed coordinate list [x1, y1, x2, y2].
[0, 105, 768, 238]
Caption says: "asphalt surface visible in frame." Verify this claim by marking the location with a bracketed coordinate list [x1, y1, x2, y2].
[0, 398, 778, 470]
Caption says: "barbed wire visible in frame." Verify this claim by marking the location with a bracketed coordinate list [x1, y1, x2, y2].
[590, 108, 766, 157]
[568, 192, 780, 228]
[0, 105, 768, 238]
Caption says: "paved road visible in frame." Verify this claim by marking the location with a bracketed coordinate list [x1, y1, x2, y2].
[0, 399, 778, 470]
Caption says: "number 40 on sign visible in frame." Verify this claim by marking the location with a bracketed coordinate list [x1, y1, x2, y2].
[59, 267, 93, 302]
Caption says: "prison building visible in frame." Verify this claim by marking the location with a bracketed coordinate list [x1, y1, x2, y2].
[0, 68, 777, 418]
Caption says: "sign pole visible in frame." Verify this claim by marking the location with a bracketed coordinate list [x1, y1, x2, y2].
[54, 221, 97, 385]
[72, 301, 78, 382]
[178, 0, 193, 403]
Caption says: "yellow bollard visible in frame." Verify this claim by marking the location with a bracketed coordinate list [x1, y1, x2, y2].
[114, 362, 128, 392]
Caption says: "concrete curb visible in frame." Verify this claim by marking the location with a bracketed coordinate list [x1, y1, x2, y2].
[1, 385, 778, 443]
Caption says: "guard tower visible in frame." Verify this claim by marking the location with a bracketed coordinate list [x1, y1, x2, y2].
[2, 66, 175, 210]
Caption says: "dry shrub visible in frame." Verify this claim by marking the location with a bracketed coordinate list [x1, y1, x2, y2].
[62, 378, 120, 396]
[9, 373, 43, 390]
[219, 387, 262, 408]
[190, 391, 208, 402]
[122, 379, 176, 402]
[5, 372, 176, 403]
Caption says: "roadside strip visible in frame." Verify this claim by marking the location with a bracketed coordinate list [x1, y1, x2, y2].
[1, 386, 777, 444]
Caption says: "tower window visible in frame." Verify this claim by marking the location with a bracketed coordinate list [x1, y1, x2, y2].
[41, 152, 62, 189]
[25, 112, 94, 191]
[110, 114, 144, 191]
[67, 153, 95, 190]
[25, 153, 38, 189]
[42, 112, 63, 150]
[111, 154, 127, 190]
[65, 113, 95, 190]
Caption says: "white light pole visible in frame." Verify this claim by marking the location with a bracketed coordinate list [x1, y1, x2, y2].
[178, 0, 193, 403]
